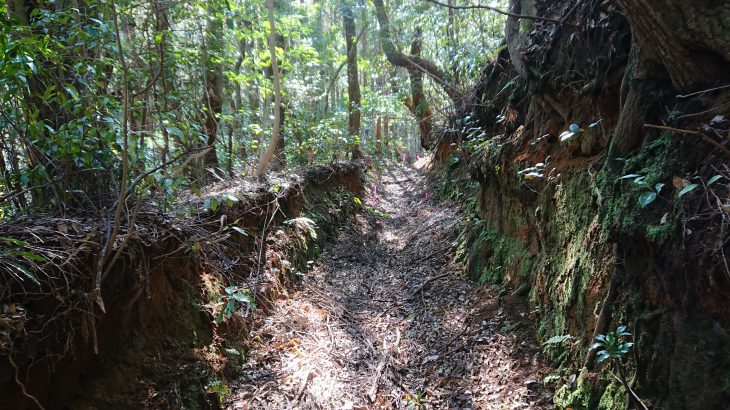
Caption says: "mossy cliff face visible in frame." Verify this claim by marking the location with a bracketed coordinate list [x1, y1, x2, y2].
[448, 0, 730, 408]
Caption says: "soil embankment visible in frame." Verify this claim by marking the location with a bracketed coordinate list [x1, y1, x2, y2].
[0, 163, 362, 409]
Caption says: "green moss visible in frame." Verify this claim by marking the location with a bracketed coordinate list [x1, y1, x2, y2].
[599, 131, 682, 238]
[645, 222, 676, 245]
[598, 379, 628, 409]
[455, 219, 531, 284]
[553, 369, 601, 409]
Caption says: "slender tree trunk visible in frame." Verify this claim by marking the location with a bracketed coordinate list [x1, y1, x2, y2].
[383, 115, 389, 158]
[375, 116, 382, 156]
[372, 0, 462, 104]
[405, 28, 433, 149]
[201, 5, 224, 180]
[256, 0, 283, 177]
[343, 1, 362, 159]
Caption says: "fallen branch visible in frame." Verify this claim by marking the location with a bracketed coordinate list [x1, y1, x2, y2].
[407, 272, 451, 300]
[292, 370, 312, 407]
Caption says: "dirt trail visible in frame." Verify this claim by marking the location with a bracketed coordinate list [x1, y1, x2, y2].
[228, 167, 551, 409]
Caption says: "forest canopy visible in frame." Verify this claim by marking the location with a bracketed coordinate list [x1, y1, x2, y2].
[0, 0, 506, 218]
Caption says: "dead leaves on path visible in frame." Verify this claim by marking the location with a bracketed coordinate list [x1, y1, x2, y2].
[228, 169, 552, 409]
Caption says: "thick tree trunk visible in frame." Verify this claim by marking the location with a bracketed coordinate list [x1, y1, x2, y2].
[617, 0, 730, 93]
[610, 0, 730, 156]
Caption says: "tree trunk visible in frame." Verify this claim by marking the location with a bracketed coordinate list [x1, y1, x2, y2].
[610, 0, 730, 156]
[375, 116, 382, 156]
[372, 0, 462, 105]
[256, 0, 283, 177]
[405, 28, 433, 149]
[343, 1, 362, 158]
[201, 2, 224, 180]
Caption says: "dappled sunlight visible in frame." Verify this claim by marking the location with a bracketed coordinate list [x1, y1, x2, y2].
[228, 168, 551, 409]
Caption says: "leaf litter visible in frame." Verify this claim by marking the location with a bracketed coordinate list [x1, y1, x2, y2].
[228, 167, 552, 409]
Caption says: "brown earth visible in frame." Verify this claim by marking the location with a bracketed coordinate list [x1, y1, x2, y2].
[0, 163, 362, 409]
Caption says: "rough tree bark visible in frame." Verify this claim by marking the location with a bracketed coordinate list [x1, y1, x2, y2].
[611, 0, 730, 156]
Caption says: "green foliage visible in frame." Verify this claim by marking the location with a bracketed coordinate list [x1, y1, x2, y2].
[214, 286, 255, 324]
[590, 325, 633, 365]
[0, 0, 507, 217]
[619, 174, 664, 208]
[285, 216, 318, 239]
[543, 334, 572, 346]
[0, 236, 47, 285]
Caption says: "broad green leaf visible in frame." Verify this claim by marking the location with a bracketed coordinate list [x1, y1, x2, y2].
[677, 183, 699, 198]
[559, 131, 575, 143]
[63, 84, 80, 101]
[165, 126, 183, 139]
[638, 191, 657, 208]
[707, 175, 723, 186]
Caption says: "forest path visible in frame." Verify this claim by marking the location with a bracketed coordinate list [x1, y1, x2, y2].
[228, 166, 551, 409]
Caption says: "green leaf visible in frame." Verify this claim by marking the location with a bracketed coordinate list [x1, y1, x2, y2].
[231, 293, 253, 305]
[543, 334, 571, 345]
[559, 131, 575, 143]
[165, 126, 183, 139]
[596, 351, 611, 363]
[638, 191, 657, 208]
[204, 197, 219, 212]
[677, 183, 699, 198]
[231, 226, 248, 236]
[707, 175, 723, 186]
[654, 183, 665, 193]
[63, 84, 80, 102]
[620, 174, 641, 180]
[0, 236, 30, 246]
[5, 260, 39, 284]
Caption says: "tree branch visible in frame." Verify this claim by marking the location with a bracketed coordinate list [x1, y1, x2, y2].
[373, 0, 463, 104]
[422, 0, 571, 25]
